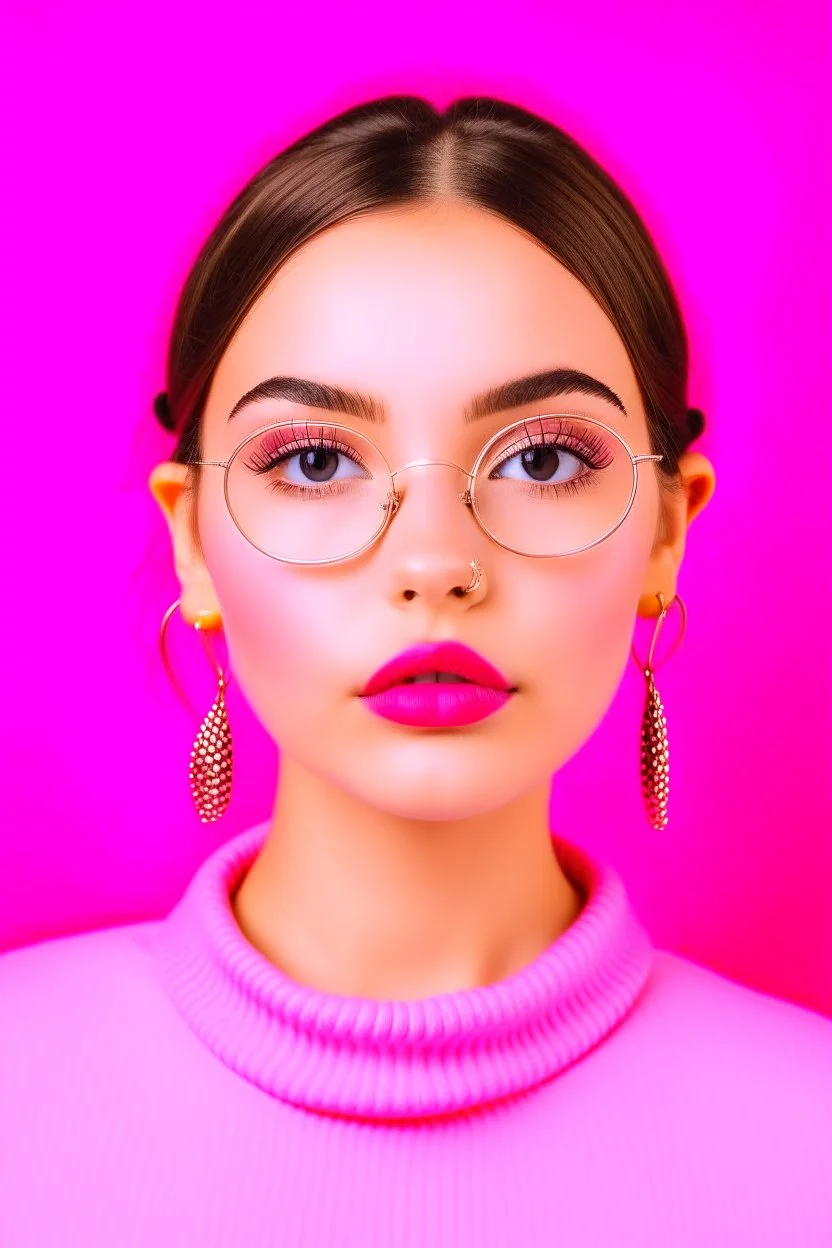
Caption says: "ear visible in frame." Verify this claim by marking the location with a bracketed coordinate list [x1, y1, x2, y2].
[148, 462, 222, 626]
[638, 451, 716, 617]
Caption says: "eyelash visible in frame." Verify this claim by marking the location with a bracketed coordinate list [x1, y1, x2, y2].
[488, 424, 613, 501]
[246, 431, 368, 500]
[243, 420, 614, 500]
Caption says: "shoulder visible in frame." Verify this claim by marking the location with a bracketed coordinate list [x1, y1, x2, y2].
[646, 947, 832, 1059]
[0, 915, 162, 982]
[593, 948, 832, 1226]
[628, 947, 832, 1136]
[0, 919, 165, 1054]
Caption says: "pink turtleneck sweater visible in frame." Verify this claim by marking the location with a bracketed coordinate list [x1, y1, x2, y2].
[1, 820, 831, 1246]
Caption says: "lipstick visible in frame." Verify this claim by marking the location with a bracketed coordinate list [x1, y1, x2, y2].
[359, 641, 515, 728]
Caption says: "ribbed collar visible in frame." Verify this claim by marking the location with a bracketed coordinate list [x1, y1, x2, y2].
[149, 821, 655, 1122]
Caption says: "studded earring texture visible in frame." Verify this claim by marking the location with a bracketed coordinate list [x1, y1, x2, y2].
[639, 660, 669, 830]
[632, 592, 687, 831]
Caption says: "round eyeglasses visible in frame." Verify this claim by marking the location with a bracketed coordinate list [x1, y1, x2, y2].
[186, 412, 663, 564]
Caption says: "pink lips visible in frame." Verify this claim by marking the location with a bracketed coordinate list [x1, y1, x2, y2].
[358, 641, 516, 728]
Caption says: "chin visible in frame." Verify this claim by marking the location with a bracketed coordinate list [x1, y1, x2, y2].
[345, 765, 523, 824]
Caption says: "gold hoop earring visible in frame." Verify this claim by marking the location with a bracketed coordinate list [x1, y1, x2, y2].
[160, 599, 234, 824]
[631, 592, 687, 831]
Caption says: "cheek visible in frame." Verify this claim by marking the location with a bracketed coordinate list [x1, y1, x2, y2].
[198, 504, 334, 736]
[521, 515, 653, 749]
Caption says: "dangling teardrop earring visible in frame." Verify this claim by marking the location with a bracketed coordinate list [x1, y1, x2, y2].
[159, 600, 234, 823]
[631, 592, 687, 831]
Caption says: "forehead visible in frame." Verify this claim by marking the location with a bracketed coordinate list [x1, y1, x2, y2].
[207, 199, 642, 433]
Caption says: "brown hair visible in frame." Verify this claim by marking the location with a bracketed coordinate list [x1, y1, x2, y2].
[153, 94, 705, 521]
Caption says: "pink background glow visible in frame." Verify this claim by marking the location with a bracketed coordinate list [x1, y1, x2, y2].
[1, 2, 830, 1017]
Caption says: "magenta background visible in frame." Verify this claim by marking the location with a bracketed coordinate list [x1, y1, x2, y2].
[1, 3, 830, 1017]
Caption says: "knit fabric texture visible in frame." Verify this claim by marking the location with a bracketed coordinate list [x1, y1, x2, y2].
[2, 820, 831, 1245]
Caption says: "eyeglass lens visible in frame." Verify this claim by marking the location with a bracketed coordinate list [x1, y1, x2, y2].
[223, 416, 636, 562]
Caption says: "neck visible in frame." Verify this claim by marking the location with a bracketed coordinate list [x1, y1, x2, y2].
[230, 756, 585, 1001]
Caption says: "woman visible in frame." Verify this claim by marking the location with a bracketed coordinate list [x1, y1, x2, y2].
[2, 95, 830, 1247]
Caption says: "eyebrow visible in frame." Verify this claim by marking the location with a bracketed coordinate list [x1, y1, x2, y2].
[227, 367, 627, 426]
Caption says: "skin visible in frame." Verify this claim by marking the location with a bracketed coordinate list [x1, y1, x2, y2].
[149, 198, 716, 1002]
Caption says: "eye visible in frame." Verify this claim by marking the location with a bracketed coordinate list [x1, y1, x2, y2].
[491, 443, 587, 486]
[483, 417, 615, 493]
[244, 432, 370, 488]
[278, 443, 367, 487]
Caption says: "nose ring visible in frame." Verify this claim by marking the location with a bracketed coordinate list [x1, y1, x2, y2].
[463, 558, 483, 595]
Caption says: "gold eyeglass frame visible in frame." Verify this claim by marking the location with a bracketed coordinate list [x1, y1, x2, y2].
[186, 412, 664, 565]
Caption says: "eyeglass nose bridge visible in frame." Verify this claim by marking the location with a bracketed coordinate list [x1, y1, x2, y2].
[384, 456, 475, 517]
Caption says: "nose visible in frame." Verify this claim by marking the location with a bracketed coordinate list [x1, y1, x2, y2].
[388, 455, 473, 505]
[380, 458, 488, 606]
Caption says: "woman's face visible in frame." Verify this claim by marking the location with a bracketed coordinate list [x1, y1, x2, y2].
[180, 199, 681, 821]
